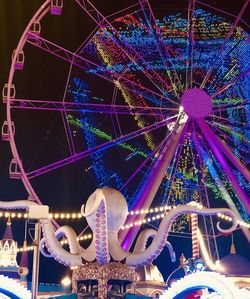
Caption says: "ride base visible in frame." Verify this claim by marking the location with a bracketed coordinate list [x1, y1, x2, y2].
[72, 262, 136, 299]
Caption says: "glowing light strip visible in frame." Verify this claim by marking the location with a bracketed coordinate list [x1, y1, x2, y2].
[0, 206, 171, 219]
[115, 81, 156, 150]
[67, 114, 149, 158]
[0, 275, 31, 299]
[0, 212, 28, 219]
[2, 203, 249, 227]
[191, 213, 199, 258]
[162, 271, 249, 299]
[17, 234, 93, 253]
[0, 211, 83, 220]
[197, 228, 224, 272]
[16, 246, 34, 253]
[121, 212, 166, 230]
[217, 213, 250, 228]
[121, 202, 203, 230]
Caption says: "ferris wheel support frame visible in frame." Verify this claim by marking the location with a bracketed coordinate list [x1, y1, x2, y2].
[120, 121, 188, 250]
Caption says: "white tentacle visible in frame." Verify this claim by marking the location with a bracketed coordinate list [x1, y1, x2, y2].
[108, 231, 129, 261]
[84, 189, 110, 264]
[94, 198, 110, 264]
[133, 229, 157, 253]
[54, 226, 81, 254]
[126, 205, 236, 266]
[0, 200, 91, 266]
[0, 195, 237, 268]
[133, 228, 176, 262]
[40, 218, 82, 266]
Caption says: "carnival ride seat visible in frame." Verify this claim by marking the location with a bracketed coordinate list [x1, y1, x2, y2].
[50, 0, 63, 15]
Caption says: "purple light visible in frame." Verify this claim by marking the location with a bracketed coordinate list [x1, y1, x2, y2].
[181, 88, 212, 118]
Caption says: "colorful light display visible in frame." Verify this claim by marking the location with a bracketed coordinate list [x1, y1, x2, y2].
[74, 6, 250, 233]
[2, 0, 250, 270]
[0, 275, 31, 299]
[163, 271, 250, 299]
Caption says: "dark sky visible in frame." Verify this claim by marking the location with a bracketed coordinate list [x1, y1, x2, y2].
[0, 0, 249, 285]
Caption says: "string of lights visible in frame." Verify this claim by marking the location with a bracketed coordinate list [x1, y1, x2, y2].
[217, 213, 250, 228]
[13, 205, 249, 254]
[1, 201, 249, 228]
[16, 234, 93, 253]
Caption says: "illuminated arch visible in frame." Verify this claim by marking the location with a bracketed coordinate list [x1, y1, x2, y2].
[163, 272, 250, 299]
[0, 275, 31, 299]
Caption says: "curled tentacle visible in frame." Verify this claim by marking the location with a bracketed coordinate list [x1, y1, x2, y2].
[165, 241, 176, 262]
[40, 225, 96, 262]
[81, 189, 110, 264]
[94, 196, 110, 264]
[80, 239, 96, 261]
[108, 231, 129, 261]
[126, 205, 236, 267]
[40, 225, 81, 257]
[40, 238, 52, 258]
[54, 226, 81, 254]
[133, 228, 176, 262]
[133, 229, 157, 253]
[40, 218, 82, 266]
[0, 200, 88, 266]
[81, 193, 99, 218]
[217, 221, 237, 234]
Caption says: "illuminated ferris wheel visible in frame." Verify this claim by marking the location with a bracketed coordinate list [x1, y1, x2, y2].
[2, 0, 250, 262]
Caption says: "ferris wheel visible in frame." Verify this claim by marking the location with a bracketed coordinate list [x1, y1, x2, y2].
[2, 0, 250, 262]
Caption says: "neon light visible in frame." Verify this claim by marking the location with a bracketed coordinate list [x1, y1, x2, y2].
[0, 275, 31, 299]
[67, 114, 149, 158]
[162, 271, 250, 299]
[69, 7, 250, 231]
[197, 228, 224, 272]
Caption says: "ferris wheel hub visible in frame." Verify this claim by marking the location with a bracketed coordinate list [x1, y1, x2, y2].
[181, 88, 212, 118]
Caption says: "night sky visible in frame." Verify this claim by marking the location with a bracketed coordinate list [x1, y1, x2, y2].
[0, 0, 249, 285]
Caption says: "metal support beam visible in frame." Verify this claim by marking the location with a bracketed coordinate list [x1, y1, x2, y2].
[31, 222, 41, 299]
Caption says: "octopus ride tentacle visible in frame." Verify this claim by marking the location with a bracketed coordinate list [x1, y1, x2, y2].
[93, 197, 110, 264]
[125, 205, 236, 267]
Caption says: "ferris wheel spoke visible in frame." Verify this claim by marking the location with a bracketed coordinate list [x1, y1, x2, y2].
[161, 127, 188, 207]
[120, 120, 190, 250]
[26, 115, 178, 179]
[191, 125, 220, 260]
[196, 119, 250, 214]
[75, 2, 141, 55]
[74, 0, 176, 98]
[9, 98, 177, 116]
[211, 66, 250, 98]
[27, 34, 177, 107]
[74, 25, 99, 55]
[115, 80, 179, 108]
[193, 134, 250, 242]
[139, 0, 183, 96]
[60, 61, 77, 156]
[196, 0, 250, 29]
[200, 0, 250, 89]
[120, 135, 167, 192]
[212, 99, 248, 112]
[186, 0, 196, 89]
[208, 114, 247, 126]
[203, 120, 250, 182]
[208, 122, 250, 159]
[210, 121, 249, 143]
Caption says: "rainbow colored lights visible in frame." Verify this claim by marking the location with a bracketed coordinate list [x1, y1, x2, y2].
[65, 6, 250, 234]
